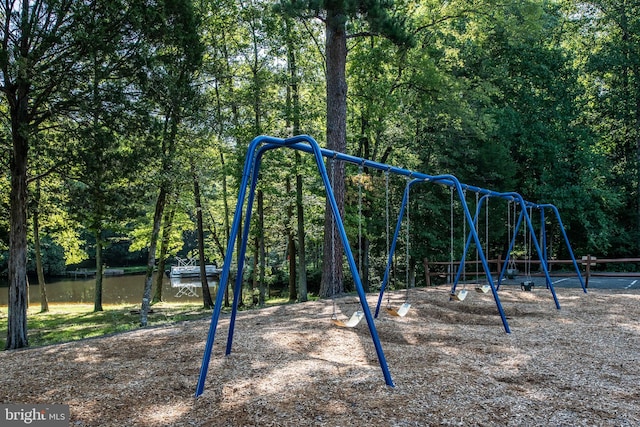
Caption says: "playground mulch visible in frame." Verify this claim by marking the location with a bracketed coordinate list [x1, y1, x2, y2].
[1, 286, 639, 426]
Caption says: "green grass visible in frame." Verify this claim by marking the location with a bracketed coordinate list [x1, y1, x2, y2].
[120, 266, 149, 274]
[0, 294, 310, 350]
[0, 302, 213, 349]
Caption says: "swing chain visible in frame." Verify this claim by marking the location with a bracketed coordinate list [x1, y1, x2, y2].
[330, 156, 338, 320]
[527, 206, 533, 279]
[485, 197, 489, 279]
[507, 201, 517, 273]
[475, 192, 479, 280]
[405, 177, 410, 301]
[385, 171, 391, 308]
[358, 164, 363, 278]
[450, 187, 454, 284]
[462, 189, 467, 285]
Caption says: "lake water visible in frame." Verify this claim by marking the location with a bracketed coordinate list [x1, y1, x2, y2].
[0, 273, 219, 306]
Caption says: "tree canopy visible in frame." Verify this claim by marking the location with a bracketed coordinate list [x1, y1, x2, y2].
[1, 0, 639, 347]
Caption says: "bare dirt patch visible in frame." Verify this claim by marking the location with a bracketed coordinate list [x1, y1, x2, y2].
[1, 287, 639, 426]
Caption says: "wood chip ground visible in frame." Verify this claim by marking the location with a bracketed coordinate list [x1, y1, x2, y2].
[1, 287, 639, 426]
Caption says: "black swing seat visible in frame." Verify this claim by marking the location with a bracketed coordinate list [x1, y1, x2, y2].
[521, 281, 534, 291]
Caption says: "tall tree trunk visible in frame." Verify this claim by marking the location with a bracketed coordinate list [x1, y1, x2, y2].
[142, 95, 180, 324]
[257, 189, 266, 306]
[90, 34, 105, 316]
[193, 162, 214, 309]
[228, 222, 238, 308]
[6, 0, 31, 347]
[285, 18, 308, 302]
[252, 236, 259, 305]
[33, 180, 49, 313]
[94, 231, 104, 312]
[6, 112, 29, 349]
[141, 186, 168, 326]
[286, 177, 297, 302]
[320, 9, 347, 298]
[288, 234, 296, 301]
[296, 152, 308, 302]
[220, 150, 233, 308]
[152, 202, 176, 304]
[215, 30, 241, 308]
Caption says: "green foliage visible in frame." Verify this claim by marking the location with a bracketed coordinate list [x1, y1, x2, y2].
[278, 0, 413, 43]
[567, 0, 640, 254]
[45, 213, 87, 266]
[128, 208, 193, 257]
[0, 0, 638, 291]
[26, 236, 66, 276]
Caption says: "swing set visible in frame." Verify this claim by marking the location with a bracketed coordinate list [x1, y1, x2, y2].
[330, 163, 366, 327]
[377, 173, 413, 318]
[195, 134, 586, 397]
[449, 193, 587, 303]
[447, 189, 492, 300]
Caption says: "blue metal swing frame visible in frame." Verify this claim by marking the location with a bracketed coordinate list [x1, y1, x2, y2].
[373, 179, 512, 332]
[495, 201, 587, 293]
[451, 194, 586, 310]
[195, 134, 586, 397]
[196, 134, 396, 397]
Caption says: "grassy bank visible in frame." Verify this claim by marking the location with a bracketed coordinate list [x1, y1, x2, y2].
[0, 302, 213, 349]
[0, 296, 294, 350]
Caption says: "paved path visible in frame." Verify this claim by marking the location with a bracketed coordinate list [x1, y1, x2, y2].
[497, 274, 640, 290]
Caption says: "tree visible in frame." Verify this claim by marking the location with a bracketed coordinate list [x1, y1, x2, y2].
[568, 0, 640, 254]
[66, 0, 162, 312]
[282, 13, 301, 302]
[461, 1, 619, 255]
[278, 0, 412, 297]
[1, 0, 94, 348]
[139, 0, 204, 326]
[198, 0, 243, 307]
[191, 160, 214, 308]
[30, 132, 64, 313]
[32, 177, 48, 312]
[151, 196, 176, 303]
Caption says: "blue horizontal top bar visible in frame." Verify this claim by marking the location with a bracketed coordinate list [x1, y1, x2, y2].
[255, 134, 553, 209]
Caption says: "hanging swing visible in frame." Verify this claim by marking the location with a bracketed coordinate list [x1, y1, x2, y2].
[475, 196, 491, 294]
[475, 285, 491, 293]
[332, 310, 365, 327]
[521, 206, 535, 292]
[450, 188, 468, 301]
[386, 174, 411, 317]
[387, 302, 411, 317]
[450, 288, 468, 301]
[506, 201, 519, 279]
[329, 159, 366, 328]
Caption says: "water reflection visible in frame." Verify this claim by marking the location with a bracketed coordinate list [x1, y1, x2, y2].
[0, 274, 218, 306]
